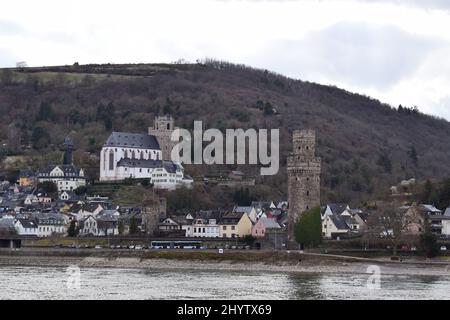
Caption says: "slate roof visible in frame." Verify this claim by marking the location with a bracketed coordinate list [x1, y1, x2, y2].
[327, 203, 349, 215]
[221, 211, 244, 225]
[258, 217, 281, 229]
[104, 132, 160, 150]
[233, 206, 254, 214]
[16, 218, 38, 229]
[329, 215, 350, 230]
[420, 204, 442, 214]
[444, 208, 450, 217]
[116, 158, 181, 173]
[38, 165, 83, 177]
[195, 210, 222, 221]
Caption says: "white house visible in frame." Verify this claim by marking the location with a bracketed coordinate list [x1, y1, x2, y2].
[322, 215, 350, 239]
[69, 203, 105, 221]
[35, 214, 67, 237]
[37, 165, 86, 192]
[80, 216, 97, 235]
[114, 158, 190, 190]
[192, 211, 221, 238]
[24, 194, 39, 205]
[79, 215, 119, 236]
[14, 219, 39, 236]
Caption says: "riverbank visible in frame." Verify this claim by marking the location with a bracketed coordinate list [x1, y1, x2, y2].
[1, 249, 450, 276]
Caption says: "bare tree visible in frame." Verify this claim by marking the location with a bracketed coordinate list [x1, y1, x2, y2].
[366, 201, 416, 257]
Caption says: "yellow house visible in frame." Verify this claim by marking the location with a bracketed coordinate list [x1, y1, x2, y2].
[219, 211, 253, 238]
[19, 170, 35, 187]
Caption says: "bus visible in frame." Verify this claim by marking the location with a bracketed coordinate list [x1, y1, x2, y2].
[174, 241, 202, 249]
[150, 241, 202, 249]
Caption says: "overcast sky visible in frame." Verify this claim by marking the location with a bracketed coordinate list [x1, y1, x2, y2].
[0, 0, 449, 120]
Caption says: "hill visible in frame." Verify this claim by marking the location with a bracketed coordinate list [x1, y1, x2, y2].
[0, 60, 449, 207]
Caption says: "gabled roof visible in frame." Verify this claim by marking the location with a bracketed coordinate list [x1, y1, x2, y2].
[16, 218, 38, 229]
[327, 203, 350, 215]
[233, 206, 254, 214]
[329, 215, 350, 230]
[258, 217, 281, 229]
[444, 208, 450, 217]
[420, 204, 442, 214]
[221, 211, 245, 224]
[38, 165, 83, 177]
[104, 132, 160, 150]
[116, 158, 182, 173]
[195, 210, 222, 221]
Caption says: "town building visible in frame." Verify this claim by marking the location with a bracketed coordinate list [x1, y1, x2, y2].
[192, 210, 221, 238]
[35, 213, 66, 237]
[219, 211, 253, 238]
[252, 217, 281, 238]
[37, 137, 86, 192]
[14, 218, 38, 236]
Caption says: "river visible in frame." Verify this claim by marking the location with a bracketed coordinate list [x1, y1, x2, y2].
[1, 266, 450, 299]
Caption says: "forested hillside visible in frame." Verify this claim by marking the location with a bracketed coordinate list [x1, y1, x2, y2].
[1, 60, 449, 206]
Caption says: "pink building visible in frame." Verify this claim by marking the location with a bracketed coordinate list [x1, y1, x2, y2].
[252, 217, 281, 238]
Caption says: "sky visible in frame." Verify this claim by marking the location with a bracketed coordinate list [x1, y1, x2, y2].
[0, 0, 449, 120]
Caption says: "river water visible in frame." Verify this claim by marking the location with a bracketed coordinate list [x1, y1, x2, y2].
[1, 266, 450, 300]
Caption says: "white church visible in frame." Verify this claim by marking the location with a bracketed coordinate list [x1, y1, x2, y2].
[99, 116, 193, 190]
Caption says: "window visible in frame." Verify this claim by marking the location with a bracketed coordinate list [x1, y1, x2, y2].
[109, 151, 114, 171]
[223, 226, 227, 230]
[231, 226, 235, 231]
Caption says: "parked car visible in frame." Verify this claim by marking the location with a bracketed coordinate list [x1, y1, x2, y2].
[128, 245, 135, 250]
[135, 245, 143, 250]
[440, 246, 447, 251]
[95, 245, 102, 249]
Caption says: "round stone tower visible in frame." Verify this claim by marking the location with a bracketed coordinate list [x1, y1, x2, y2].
[287, 130, 321, 249]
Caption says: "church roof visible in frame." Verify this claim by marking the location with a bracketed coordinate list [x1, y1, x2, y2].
[116, 158, 181, 173]
[105, 132, 160, 150]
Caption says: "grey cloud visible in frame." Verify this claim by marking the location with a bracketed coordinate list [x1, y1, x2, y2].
[0, 48, 17, 67]
[0, 20, 28, 36]
[216, 0, 450, 11]
[254, 22, 443, 90]
[355, 0, 450, 10]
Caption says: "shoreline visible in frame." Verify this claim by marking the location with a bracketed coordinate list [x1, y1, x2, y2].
[1, 253, 450, 277]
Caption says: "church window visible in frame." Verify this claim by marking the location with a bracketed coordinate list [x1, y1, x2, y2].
[167, 123, 170, 130]
[109, 151, 114, 171]
[306, 191, 310, 196]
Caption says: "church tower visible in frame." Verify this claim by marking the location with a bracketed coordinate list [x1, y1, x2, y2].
[148, 115, 177, 161]
[287, 130, 321, 248]
[62, 136, 74, 165]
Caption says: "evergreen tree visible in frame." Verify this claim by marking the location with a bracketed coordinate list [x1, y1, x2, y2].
[67, 220, 78, 237]
[129, 216, 139, 235]
[294, 206, 322, 249]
